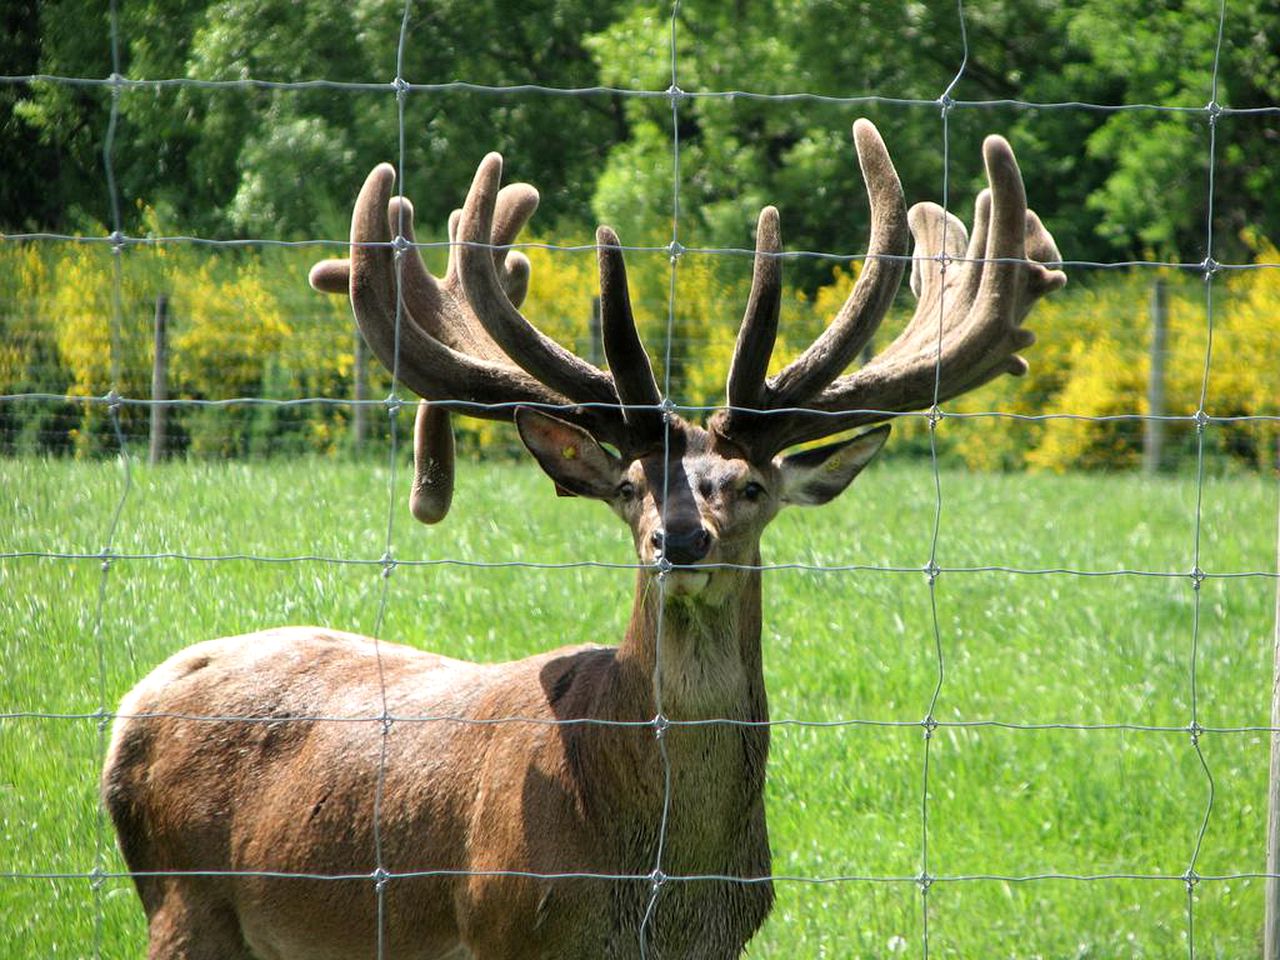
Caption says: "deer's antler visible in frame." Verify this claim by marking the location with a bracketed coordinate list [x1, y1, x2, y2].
[313, 120, 1063, 522]
[309, 158, 662, 522]
[710, 121, 1065, 459]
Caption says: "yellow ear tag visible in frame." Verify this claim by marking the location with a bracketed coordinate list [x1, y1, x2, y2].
[825, 457, 842, 473]
[562, 444, 578, 460]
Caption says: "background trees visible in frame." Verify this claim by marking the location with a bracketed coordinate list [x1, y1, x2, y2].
[6, 0, 1275, 263]
[1, 0, 1276, 467]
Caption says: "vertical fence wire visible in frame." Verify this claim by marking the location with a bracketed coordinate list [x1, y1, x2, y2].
[917, 3, 972, 951]
[638, 4, 685, 954]
[369, 3, 420, 955]
[3, 1, 1280, 958]
[1183, 1, 1231, 952]
[90, 3, 134, 958]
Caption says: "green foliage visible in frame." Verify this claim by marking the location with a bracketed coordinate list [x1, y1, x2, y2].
[583, 0, 1279, 270]
[4, 1, 1277, 469]
[7, 0, 628, 239]
[7, 1, 1278, 265]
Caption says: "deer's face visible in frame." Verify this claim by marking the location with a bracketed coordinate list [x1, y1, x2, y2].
[517, 409, 889, 604]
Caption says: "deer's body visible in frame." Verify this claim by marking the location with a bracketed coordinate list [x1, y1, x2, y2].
[105, 564, 772, 960]
[105, 119, 1063, 958]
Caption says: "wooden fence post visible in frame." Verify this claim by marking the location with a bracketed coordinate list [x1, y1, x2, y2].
[148, 294, 169, 465]
[1143, 278, 1167, 474]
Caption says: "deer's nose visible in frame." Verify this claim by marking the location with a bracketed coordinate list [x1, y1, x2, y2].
[650, 526, 714, 565]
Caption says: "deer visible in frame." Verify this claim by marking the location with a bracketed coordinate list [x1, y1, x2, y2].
[102, 118, 1064, 960]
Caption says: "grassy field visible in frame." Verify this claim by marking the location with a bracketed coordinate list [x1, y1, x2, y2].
[1, 453, 1276, 958]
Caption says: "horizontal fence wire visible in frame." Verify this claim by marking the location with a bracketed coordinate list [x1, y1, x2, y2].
[2, 0, 1278, 957]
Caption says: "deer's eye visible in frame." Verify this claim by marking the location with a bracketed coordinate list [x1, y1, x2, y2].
[742, 481, 766, 502]
[617, 481, 637, 501]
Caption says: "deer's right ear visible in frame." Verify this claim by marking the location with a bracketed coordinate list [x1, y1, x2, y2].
[515, 408, 623, 500]
[776, 425, 890, 506]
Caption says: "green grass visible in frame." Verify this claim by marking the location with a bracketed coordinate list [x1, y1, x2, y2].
[1, 454, 1275, 958]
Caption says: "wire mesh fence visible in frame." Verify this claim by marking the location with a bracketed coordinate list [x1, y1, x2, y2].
[2, 0, 1279, 957]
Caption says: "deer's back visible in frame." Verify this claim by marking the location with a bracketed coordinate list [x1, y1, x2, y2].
[101, 627, 606, 959]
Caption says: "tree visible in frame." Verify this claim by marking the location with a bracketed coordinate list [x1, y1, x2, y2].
[584, 0, 1278, 277]
[4, 0, 1276, 263]
[6, 0, 628, 240]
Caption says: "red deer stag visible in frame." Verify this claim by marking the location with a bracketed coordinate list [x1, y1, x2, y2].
[103, 119, 1064, 959]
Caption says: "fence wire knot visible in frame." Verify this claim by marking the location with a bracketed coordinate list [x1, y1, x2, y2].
[1187, 720, 1205, 747]
[1192, 409, 1210, 433]
[372, 866, 391, 892]
[1189, 565, 1206, 590]
[95, 706, 112, 733]
[98, 545, 114, 574]
[1200, 257, 1219, 281]
[937, 93, 955, 117]
[665, 83, 686, 104]
[107, 231, 126, 254]
[667, 240, 685, 264]
[925, 405, 943, 430]
[103, 389, 122, 414]
[89, 864, 106, 890]
[392, 233, 412, 257]
[651, 713, 670, 740]
[384, 394, 406, 418]
[923, 560, 941, 585]
[921, 714, 938, 740]
[380, 550, 396, 579]
[391, 76, 410, 100]
[1182, 867, 1201, 890]
[916, 871, 934, 894]
[1204, 100, 1222, 124]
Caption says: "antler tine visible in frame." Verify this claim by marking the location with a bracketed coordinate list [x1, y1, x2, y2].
[343, 163, 577, 419]
[455, 154, 620, 409]
[409, 401, 455, 525]
[597, 226, 664, 444]
[764, 119, 910, 409]
[726, 131, 1064, 456]
[725, 205, 783, 413]
[444, 183, 538, 303]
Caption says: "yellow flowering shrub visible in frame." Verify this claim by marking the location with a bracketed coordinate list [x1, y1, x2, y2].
[1, 228, 1275, 470]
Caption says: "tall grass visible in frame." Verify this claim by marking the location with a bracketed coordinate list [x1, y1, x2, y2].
[1, 453, 1274, 957]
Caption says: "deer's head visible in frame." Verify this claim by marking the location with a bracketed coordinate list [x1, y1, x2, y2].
[310, 120, 1065, 605]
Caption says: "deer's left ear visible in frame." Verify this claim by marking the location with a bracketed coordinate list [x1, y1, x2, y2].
[515, 407, 623, 500]
[776, 425, 890, 506]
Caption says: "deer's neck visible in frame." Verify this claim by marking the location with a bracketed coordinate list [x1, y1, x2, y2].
[616, 559, 767, 724]
[580, 558, 771, 879]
